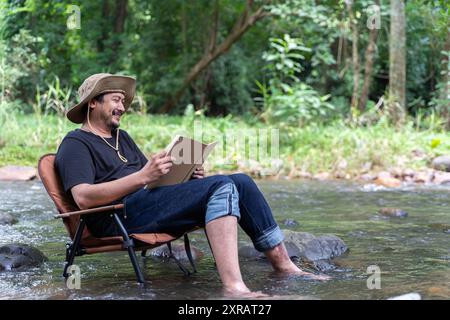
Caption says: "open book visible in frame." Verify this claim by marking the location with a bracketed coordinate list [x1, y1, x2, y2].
[146, 135, 217, 189]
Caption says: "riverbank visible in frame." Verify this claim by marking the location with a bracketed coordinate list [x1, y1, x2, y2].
[1, 114, 450, 185]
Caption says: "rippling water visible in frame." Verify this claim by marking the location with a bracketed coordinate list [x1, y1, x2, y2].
[0, 180, 449, 300]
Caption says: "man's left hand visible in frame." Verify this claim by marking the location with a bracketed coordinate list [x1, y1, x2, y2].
[191, 166, 205, 179]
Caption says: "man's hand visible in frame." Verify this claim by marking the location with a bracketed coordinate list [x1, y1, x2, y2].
[191, 166, 205, 179]
[139, 150, 173, 184]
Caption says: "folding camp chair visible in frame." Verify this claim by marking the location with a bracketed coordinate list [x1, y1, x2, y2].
[37, 153, 198, 284]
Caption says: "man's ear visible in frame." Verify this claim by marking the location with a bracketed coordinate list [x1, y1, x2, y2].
[88, 99, 97, 110]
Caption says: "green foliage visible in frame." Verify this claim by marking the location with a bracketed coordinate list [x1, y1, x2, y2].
[34, 76, 76, 116]
[0, 0, 447, 128]
[429, 49, 449, 113]
[262, 34, 311, 85]
[256, 35, 334, 125]
[0, 29, 45, 105]
[258, 81, 334, 126]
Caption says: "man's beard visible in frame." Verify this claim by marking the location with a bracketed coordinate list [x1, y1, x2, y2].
[102, 112, 120, 130]
[110, 120, 120, 130]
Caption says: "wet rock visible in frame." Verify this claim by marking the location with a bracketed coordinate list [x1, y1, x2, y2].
[313, 172, 330, 181]
[314, 234, 349, 258]
[374, 177, 401, 188]
[147, 243, 203, 261]
[360, 162, 372, 173]
[432, 155, 450, 172]
[429, 223, 450, 234]
[390, 167, 403, 178]
[0, 212, 18, 225]
[403, 176, 414, 184]
[413, 171, 434, 184]
[298, 171, 312, 179]
[387, 292, 421, 300]
[0, 166, 37, 181]
[311, 259, 336, 272]
[237, 245, 262, 259]
[377, 171, 392, 179]
[337, 159, 348, 171]
[0, 244, 47, 271]
[334, 171, 346, 179]
[282, 219, 299, 227]
[270, 159, 284, 173]
[402, 168, 415, 178]
[239, 230, 348, 272]
[379, 208, 408, 218]
[239, 160, 263, 177]
[427, 286, 450, 298]
[359, 173, 375, 181]
[432, 171, 450, 185]
[289, 256, 337, 272]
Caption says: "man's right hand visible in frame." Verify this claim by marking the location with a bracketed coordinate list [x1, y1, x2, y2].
[139, 150, 173, 185]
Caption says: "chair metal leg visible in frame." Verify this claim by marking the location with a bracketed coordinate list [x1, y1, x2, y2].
[184, 234, 197, 273]
[112, 213, 145, 284]
[167, 242, 191, 276]
[128, 246, 145, 284]
[63, 219, 85, 278]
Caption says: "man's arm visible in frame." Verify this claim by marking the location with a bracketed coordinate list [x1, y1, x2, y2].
[72, 151, 173, 209]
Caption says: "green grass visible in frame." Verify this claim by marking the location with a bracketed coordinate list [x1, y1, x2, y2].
[1, 113, 450, 177]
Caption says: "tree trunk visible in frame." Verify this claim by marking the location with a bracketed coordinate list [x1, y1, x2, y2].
[388, 0, 407, 124]
[441, 33, 450, 128]
[160, 0, 269, 113]
[181, 0, 188, 69]
[97, 0, 110, 53]
[198, 0, 219, 112]
[114, 0, 128, 34]
[110, 0, 128, 64]
[358, 1, 380, 112]
[346, 1, 360, 117]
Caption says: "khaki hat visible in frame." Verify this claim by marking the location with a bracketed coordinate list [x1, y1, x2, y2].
[66, 73, 136, 123]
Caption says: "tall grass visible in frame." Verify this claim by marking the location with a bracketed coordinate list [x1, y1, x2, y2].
[1, 113, 450, 177]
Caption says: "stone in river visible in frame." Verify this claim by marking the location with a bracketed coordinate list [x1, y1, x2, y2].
[379, 208, 408, 218]
[0, 244, 47, 271]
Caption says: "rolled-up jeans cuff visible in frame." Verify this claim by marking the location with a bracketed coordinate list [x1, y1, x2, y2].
[253, 225, 284, 252]
[205, 183, 241, 224]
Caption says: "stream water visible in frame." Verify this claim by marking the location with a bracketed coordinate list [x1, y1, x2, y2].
[0, 180, 449, 300]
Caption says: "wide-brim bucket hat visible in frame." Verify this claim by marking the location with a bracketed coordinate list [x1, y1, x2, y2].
[66, 73, 136, 123]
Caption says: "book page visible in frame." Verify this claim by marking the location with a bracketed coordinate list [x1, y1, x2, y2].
[146, 136, 216, 189]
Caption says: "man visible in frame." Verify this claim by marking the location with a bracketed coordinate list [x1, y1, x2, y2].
[56, 73, 329, 298]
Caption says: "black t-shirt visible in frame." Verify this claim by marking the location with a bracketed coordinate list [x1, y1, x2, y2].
[55, 128, 148, 236]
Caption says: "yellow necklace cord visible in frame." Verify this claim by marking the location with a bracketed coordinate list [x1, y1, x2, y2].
[86, 106, 128, 163]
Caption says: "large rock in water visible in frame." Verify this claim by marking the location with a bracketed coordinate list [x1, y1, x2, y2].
[0, 244, 47, 271]
[0, 166, 37, 181]
[239, 230, 348, 272]
[432, 171, 450, 185]
[147, 243, 203, 261]
[0, 212, 18, 225]
[432, 155, 450, 172]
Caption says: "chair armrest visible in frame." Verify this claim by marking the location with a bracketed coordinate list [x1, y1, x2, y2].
[54, 204, 124, 219]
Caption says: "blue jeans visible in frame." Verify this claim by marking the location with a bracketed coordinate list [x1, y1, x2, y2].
[121, 173, 284, 252]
